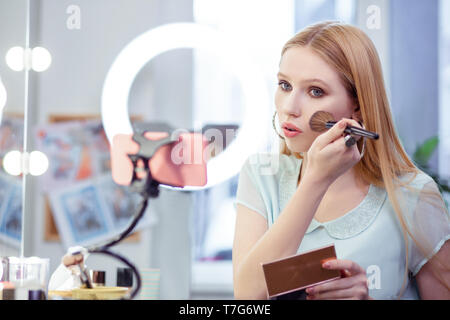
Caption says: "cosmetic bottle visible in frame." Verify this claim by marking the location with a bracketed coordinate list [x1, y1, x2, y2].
[90, 270, 106, 287]
[28, 289, 46, 300]
[2, 286, 15, 300]
[116, 267, 133, 289]
[1, 257, 9, 282]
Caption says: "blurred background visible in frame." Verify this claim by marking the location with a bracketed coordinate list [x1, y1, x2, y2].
[0, 0, 449, 299]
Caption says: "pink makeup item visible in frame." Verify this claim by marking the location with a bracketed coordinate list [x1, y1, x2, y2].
[111, 132, 208, 187]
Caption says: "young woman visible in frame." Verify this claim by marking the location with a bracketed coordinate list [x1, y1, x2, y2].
[233, 21, 450, 300]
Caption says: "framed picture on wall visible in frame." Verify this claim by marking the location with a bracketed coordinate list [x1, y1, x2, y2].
[48, 172, 157, 249]
[36, 114, 148, 245]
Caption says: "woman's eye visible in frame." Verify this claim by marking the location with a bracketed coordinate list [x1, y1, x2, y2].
[309, 87, 324, 97]
[278, 81, 292, 91]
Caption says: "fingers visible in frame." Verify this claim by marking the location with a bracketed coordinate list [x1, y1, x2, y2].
[305, 259, 369, 300]
[307, 288, 368, 300]
[314, 119, 351, 150]
[315, 117, 364, 150]
[307, 282, 369, 300]
[306, 277, 356, 296]
[307, 287, 356, 300]
[322, 259, 366, 275]
[342, 118, 364, 142]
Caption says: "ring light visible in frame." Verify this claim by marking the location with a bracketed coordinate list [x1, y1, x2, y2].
[101, 23, 271, 189]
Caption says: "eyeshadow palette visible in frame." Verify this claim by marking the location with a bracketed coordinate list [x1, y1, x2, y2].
[261, 244, 341, 299]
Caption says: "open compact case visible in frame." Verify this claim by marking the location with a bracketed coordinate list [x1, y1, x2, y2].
[261, 244, 341, 300]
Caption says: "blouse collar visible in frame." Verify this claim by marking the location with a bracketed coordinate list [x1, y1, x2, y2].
[278, 155, 387, 239]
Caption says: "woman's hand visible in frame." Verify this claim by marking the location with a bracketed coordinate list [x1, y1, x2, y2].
[305, 259, 371, 300]
[303, 118, 364, 186]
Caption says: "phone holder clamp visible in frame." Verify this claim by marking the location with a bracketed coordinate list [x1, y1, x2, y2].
[127, 131, 178, 198]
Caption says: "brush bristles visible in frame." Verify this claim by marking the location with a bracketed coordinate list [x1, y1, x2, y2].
[309, 111, 336, 132]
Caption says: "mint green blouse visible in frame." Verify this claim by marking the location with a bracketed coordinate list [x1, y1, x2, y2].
[234, 153, 450, 300]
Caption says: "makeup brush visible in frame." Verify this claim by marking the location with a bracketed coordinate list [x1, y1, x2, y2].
[309, 110, 379, 140]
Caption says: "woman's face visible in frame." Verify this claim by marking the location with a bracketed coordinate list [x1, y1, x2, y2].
[275, 46, 357, 153]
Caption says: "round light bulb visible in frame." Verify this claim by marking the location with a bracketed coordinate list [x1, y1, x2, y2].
[3, 150, 22, 176]
[29, 151, 49, 176]
[31, 47, 52, 72]
[5, 47, 25, 71]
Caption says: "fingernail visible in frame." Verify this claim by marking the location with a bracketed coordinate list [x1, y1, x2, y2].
[339, 121, 346, 128]
[323, 262, 330, 268]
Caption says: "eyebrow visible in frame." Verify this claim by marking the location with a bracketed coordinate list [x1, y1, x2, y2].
[277, 72, 330, 88]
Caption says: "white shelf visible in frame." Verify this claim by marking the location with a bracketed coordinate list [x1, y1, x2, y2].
[191, 260, 234, 294]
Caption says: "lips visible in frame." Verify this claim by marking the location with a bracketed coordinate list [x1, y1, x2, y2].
[283, 128, 301, 138]
[281, 122, 302, 137]
[282, 122, 302, 132]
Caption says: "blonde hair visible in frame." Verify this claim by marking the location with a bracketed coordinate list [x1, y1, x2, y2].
[279, 21, 449, 298]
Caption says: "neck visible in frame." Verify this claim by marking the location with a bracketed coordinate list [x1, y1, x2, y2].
[299, 153, 366, 193]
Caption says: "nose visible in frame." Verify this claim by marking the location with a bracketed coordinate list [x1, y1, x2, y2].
[279, 91, 302, 119]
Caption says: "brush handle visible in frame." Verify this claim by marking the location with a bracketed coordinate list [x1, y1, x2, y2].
[325, 122, 379, 140]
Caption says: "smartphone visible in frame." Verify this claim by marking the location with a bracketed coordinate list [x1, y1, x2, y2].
[111, 132, 209, 188]
[261, 244, 341, 299]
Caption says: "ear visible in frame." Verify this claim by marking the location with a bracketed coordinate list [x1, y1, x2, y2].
[351, 105, 362, 123]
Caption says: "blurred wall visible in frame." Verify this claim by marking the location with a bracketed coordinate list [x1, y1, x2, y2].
[22, 0, 194, 299]
[390, 0, 439, 172]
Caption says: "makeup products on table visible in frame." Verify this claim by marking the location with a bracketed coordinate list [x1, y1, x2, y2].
[69, 252, 93, 289]
[0, 256, 52, 300]
[50, 267, 130, 300]
[1, 278, 47, 300]
[309, 110, 379, 140]
[5, 256, 49, 300]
